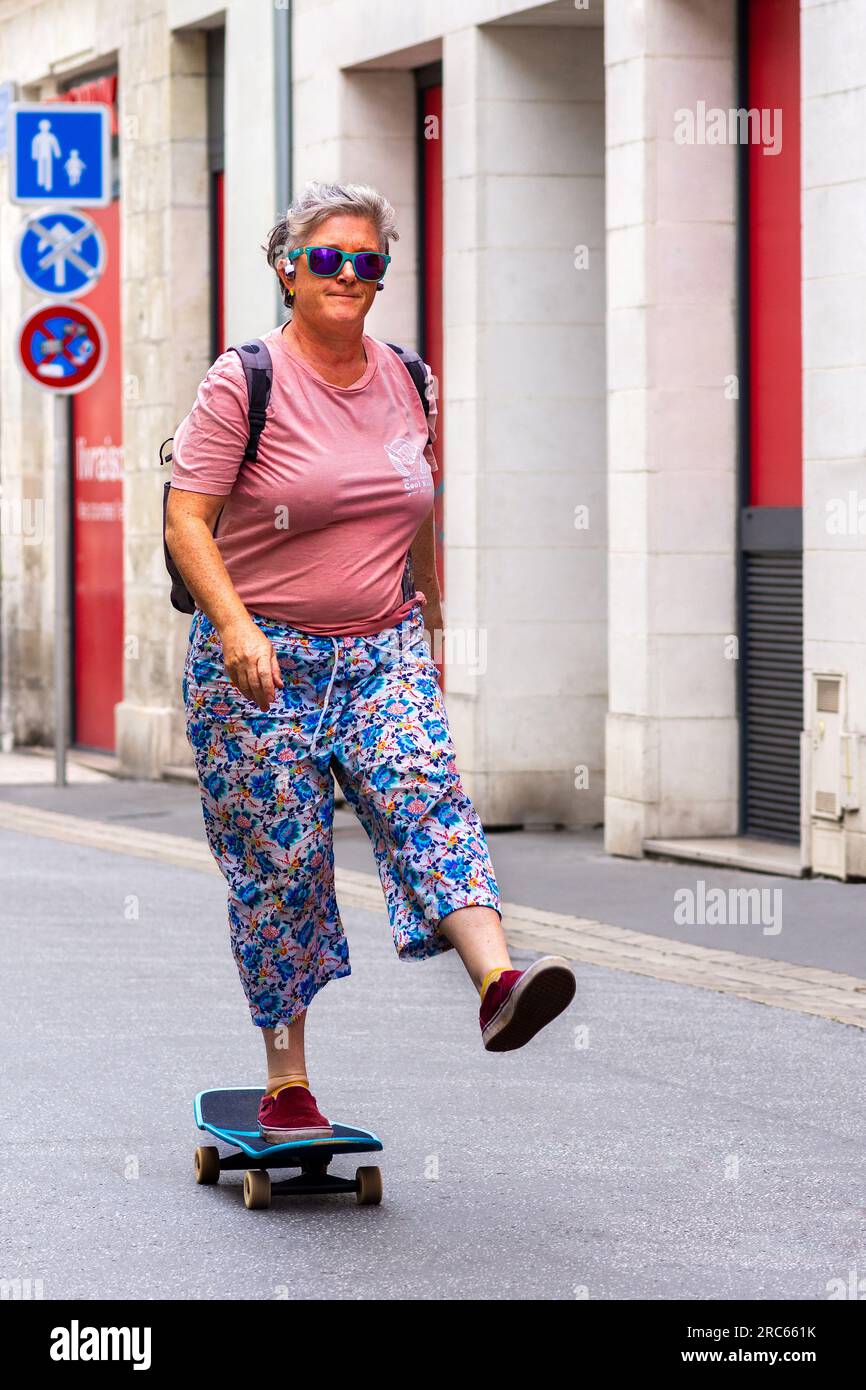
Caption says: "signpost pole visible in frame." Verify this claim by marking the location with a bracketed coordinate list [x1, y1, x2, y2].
[54, 393, 69, 787]
[9, 101, 110, 787]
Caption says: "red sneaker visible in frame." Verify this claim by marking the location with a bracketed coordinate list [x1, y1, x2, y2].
[480, 955, 576, 1052]
[257, 1084, 334, 1142]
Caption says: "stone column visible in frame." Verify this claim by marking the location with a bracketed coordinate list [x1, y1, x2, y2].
[0, 59, 65, 750]
[801, 0, 866, 878]
[290, 6, 419, 348]
[603, 0, 739, 856]
[442, 20, 608, 828]
[223, 0, 277, 344]
[114, 13, 211, 776]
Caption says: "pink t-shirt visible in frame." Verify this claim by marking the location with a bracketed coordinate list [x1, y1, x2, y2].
[170, 323, 438, 636]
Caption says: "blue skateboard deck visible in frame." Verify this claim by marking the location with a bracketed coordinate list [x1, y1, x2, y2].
[193, 1087, 384, 1208]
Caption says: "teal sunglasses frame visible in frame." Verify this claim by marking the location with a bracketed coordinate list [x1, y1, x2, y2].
[286, 245, 392, 281]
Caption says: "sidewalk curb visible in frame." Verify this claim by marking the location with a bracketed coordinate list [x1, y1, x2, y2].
[1, 799, 864, 1030]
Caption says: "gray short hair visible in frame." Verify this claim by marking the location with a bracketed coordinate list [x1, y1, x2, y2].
[263, 180, 400, 310]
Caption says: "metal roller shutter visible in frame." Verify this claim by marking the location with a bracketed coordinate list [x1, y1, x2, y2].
[742, 550, 803, 841]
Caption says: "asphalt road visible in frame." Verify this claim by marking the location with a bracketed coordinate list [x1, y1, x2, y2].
[3, 775, 866, 978]
[1, 827, 863, 1300]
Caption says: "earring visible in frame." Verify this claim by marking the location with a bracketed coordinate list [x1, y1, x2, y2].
[376, 281, 384, 291]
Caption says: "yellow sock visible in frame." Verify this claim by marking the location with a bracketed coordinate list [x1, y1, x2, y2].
[267, 1075, 310, 1098]
[479, 966, 507, 1002]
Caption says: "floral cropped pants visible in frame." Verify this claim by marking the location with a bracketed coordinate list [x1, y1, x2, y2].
[182, 604, 502, 1028]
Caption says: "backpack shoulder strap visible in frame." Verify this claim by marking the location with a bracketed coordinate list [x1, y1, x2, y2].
[227, 338, 274, 461]
[384, 341, 432, 444]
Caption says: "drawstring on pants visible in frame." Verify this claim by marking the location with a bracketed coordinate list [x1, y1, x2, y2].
[310, 638, 340, 755]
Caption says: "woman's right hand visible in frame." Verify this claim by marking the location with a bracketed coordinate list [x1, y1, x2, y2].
[220, 618, 284, 711]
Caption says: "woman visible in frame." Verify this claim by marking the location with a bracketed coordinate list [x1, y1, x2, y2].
[167, 180, 576, 1142]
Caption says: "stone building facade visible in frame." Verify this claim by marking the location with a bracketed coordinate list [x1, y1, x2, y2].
[1, 0, 864, 880]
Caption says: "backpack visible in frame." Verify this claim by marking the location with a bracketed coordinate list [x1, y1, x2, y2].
[160, 336, 433, 616]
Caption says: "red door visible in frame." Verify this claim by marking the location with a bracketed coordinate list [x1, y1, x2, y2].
[71, 193, 123, 750]
[741, 0, 803, 841]
[747, 0, 801, 509]
[214, 168, 225, 355]
[420, 80, 444, 680]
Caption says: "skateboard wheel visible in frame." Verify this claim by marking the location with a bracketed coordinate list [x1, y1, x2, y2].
[194, 1146, 220, 1185]
[244, 1168, 271, 1210]
[355, 1165, 383, 1206]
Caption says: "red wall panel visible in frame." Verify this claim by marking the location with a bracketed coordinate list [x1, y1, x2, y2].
[215, 169, 225, 353]
[421, 83, 444, 681]
[747, 0, 802, 507]
[422, 83, 443, 564]
[71, 181, 123, 749]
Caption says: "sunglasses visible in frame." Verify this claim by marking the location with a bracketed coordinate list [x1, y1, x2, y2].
[286, 245, 391, 282]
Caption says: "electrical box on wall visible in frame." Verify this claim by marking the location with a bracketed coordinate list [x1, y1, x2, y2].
[810, 674, 859, 819]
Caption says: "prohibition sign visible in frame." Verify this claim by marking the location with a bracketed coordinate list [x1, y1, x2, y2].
[15, 206, 107, 299]
[17, 300, 107, 394]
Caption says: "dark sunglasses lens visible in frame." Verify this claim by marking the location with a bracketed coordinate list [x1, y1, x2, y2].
[308, 247, 343, 276]
[354, 253, 387, 281]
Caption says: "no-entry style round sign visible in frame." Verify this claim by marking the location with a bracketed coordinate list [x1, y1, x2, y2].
[17, 299, 107, 394]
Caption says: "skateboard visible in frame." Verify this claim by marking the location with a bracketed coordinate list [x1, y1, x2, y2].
[193, 1087, 384, 1210]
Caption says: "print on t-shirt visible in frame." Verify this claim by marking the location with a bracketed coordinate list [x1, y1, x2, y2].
[384, 436, 433, 494]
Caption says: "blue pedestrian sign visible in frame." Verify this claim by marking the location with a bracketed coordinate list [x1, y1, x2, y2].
[9, 102, 110, 207]
[15, 208, 106, 299]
